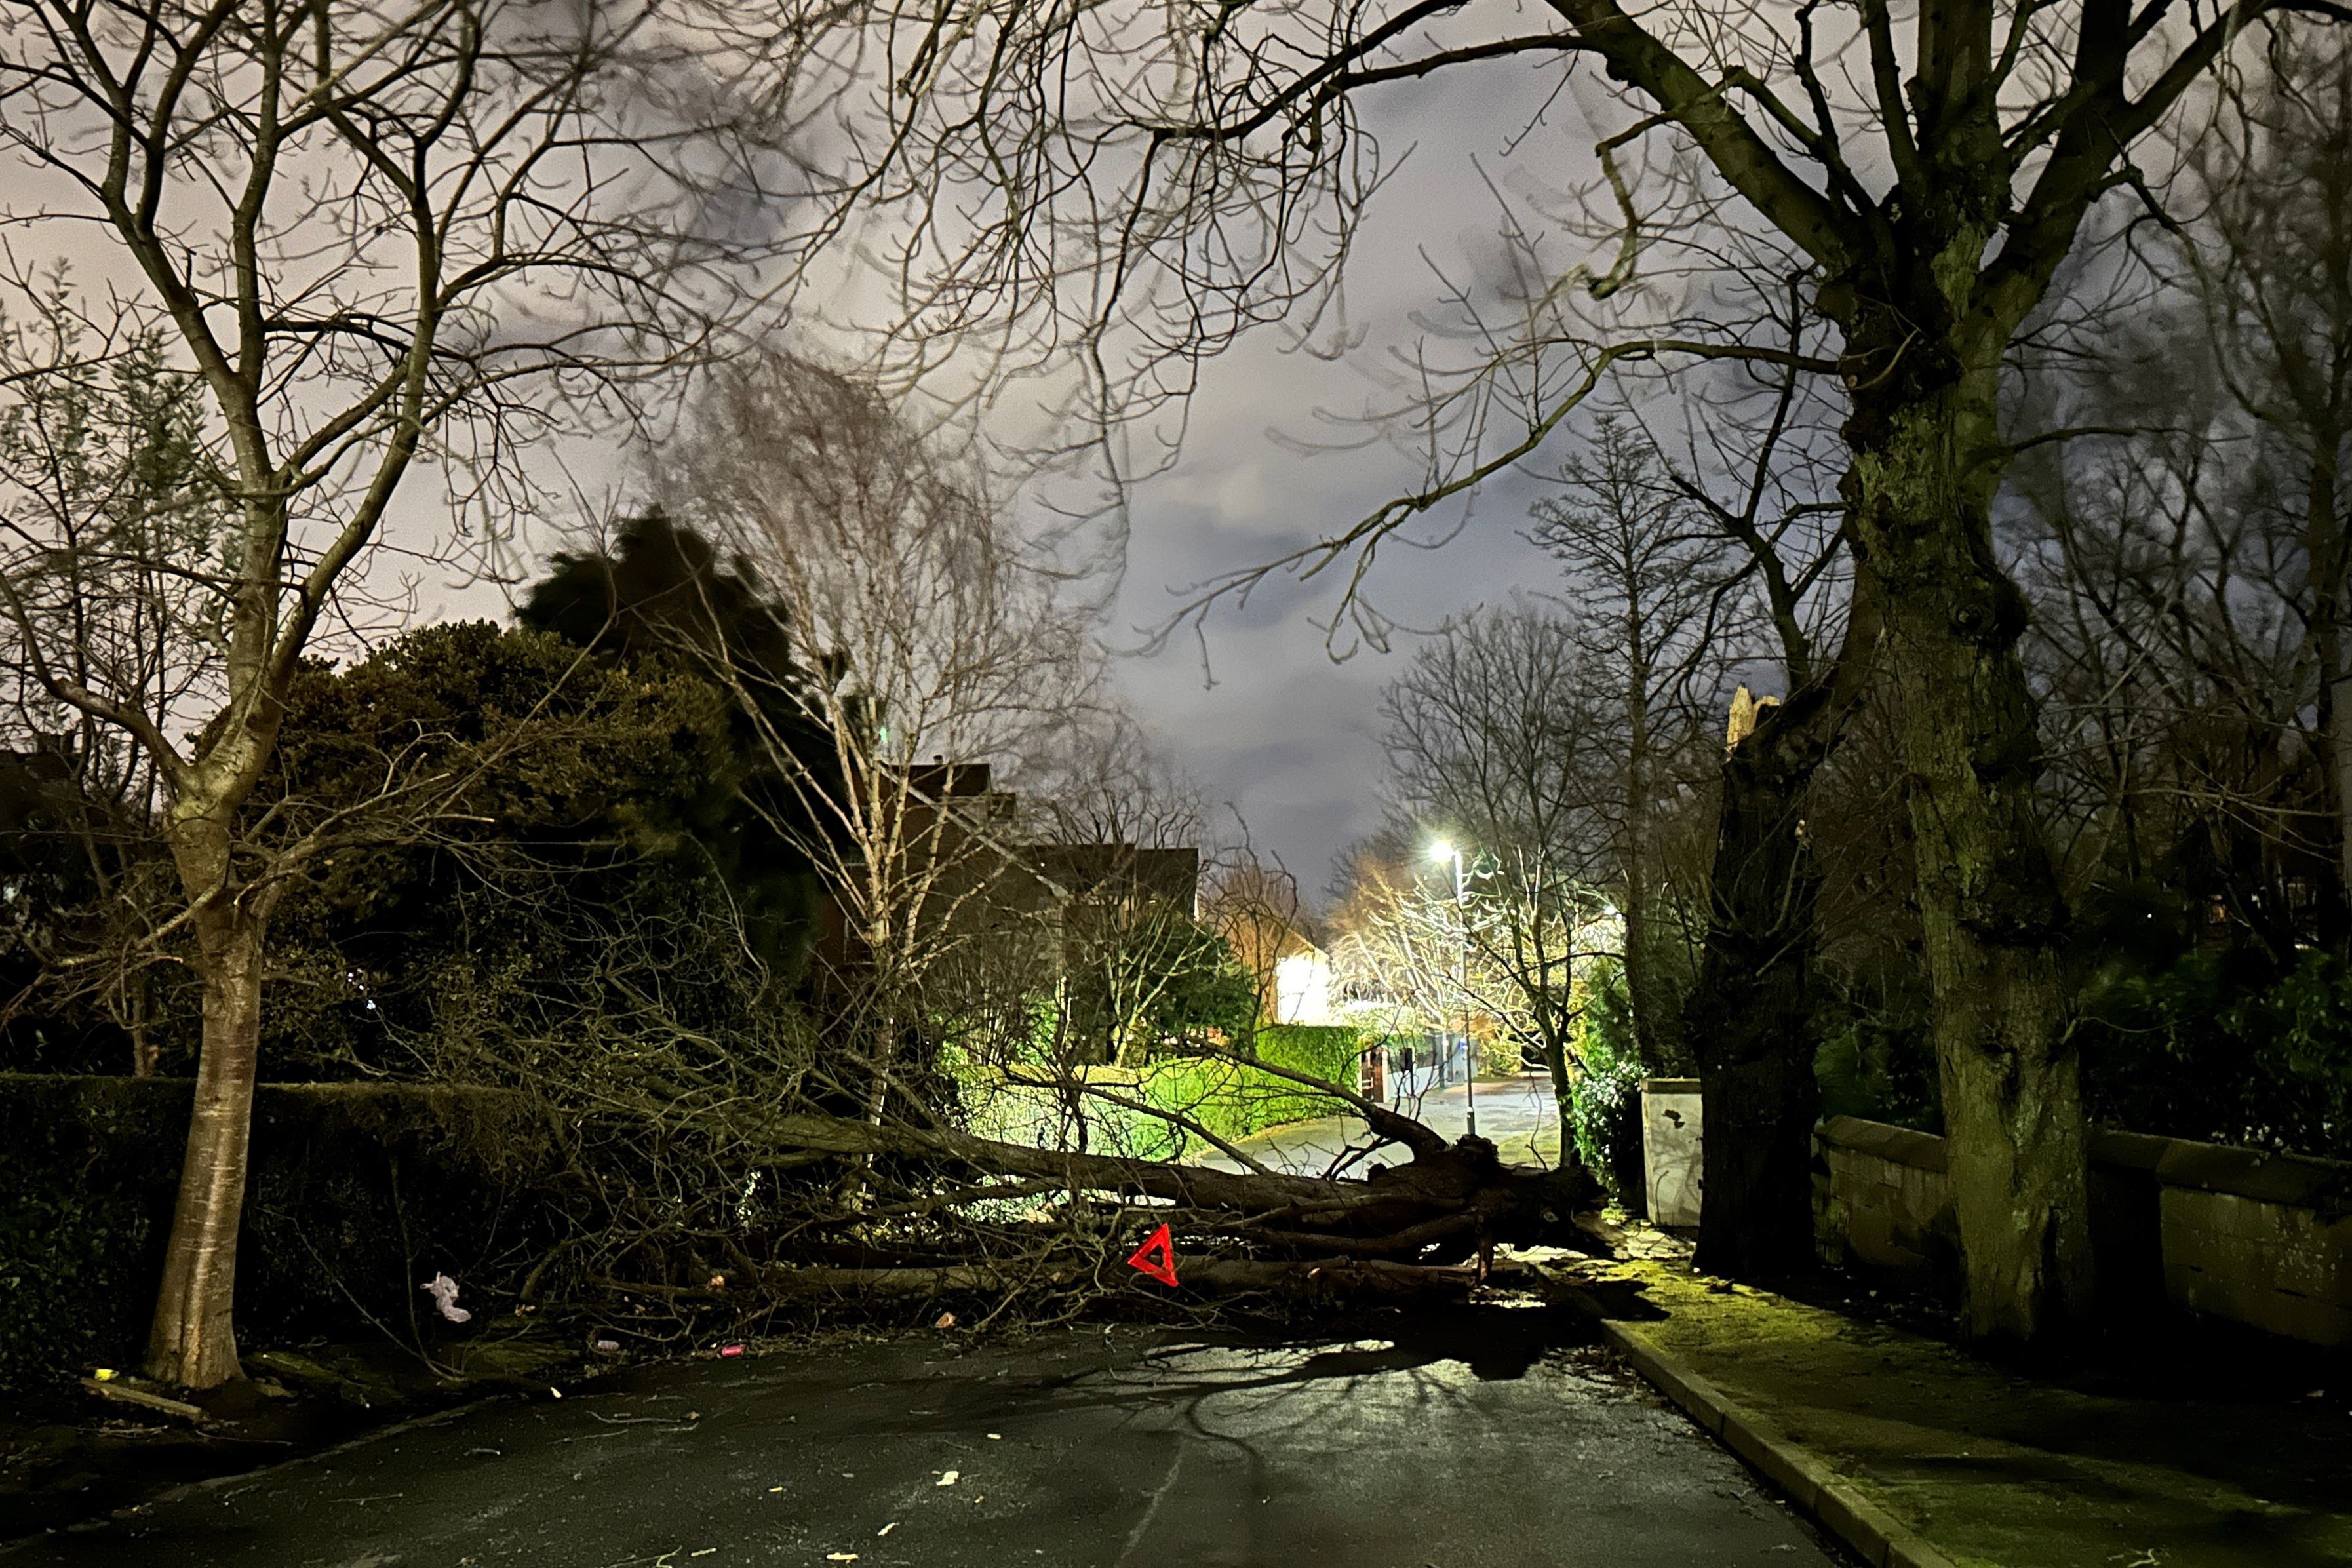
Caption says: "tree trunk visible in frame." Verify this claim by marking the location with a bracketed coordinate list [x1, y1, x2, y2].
[1620, 636, 1667, 1068]
[2334, 671, 2352, 925]
[1685, 578, 1879, 1280]
[145, 825, 267, 1388]
[1546, 1034, 1577, 1174]
[762, 1256, 1480, 1303]
[1685, 696, 1830, 1278]
[1845, 375, 2090, 1344]
[755, 1101, 1610, 1258]
[2307, 455, 2351, 930]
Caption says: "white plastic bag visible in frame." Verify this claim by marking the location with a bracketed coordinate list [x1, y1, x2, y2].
[421, 1272, 473, 1324]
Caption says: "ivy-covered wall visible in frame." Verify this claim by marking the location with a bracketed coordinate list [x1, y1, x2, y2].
[0, 1075, 564, 1392]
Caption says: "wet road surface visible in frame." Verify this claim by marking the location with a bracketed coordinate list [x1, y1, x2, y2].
[5, 1306, 1845, 1567]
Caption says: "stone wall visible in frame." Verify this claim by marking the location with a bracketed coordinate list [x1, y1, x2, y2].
[1812, 1116, 1957, 1275]
[1813, 1115, 2352, 1348]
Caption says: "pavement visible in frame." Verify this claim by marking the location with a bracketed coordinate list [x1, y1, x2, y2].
[1565, 1257, 2352, 1568]
[3, 1305, 1851, 1567]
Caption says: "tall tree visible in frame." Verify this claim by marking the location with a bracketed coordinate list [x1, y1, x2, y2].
[522, 513, 835, 983]
[1528, 413, 1729, 1070]
[0, 0, 779, 1385]
[1638, 315, 1874, 1281]
[2183, 34, 2352, 914]
[647, 350, 1111, 1164]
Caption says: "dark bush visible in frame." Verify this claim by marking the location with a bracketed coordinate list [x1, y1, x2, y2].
[1568, 962, 1647, 1211]
[0, 1075, 565, 1392]
[2079, 948, 2352, 1162]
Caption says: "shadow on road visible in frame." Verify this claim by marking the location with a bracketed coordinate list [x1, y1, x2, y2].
[1190, 1301, 1594, 1384]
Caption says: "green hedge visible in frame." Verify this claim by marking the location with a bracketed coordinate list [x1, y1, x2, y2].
[0, 1075, 564, 1392]
[958, 1027, 1366, 1162]
[1139, 1025, 1363, 1156]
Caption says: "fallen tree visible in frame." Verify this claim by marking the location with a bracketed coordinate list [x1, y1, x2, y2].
[760, 1101, 1607, 1263]
[517, 1033, 1613, 1324]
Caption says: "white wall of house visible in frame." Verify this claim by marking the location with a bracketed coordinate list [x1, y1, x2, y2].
[1273, 949, 1334, 1025]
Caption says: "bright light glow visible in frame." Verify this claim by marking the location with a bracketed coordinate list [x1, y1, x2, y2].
[1427, 839, 1456, 863]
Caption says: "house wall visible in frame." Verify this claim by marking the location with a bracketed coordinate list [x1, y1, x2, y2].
[1272, 951, 1333, 1026]
[1813, 1115, 2352, 1348]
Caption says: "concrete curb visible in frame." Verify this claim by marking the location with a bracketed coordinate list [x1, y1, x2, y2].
[1599, 1318, 1964, 1568]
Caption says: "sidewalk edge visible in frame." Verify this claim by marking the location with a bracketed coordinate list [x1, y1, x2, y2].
[1599, 1318, 1963, 1568]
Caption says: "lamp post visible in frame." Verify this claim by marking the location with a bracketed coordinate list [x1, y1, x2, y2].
[1428, 839, 1474, 1139]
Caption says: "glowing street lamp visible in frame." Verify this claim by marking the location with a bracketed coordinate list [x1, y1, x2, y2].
[1427, 838, 1474, 1139]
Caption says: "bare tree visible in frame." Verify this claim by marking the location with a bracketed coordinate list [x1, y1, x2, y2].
[1978, 26, 2352, 962]
[0, 301, 210, 1074]
[646, 352, 1116, 1170]
[1527, 414, 1736, 1068]
[0, 0, 786, 1385]
[1371, 600, 1618, 1169]
[2182, 32, 2352, 907]
[1198, 855, 1310, 1029]
[1631, 305, 1875, 1281]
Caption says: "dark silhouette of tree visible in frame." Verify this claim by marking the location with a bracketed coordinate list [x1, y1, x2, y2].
[521, 513, 845, 985]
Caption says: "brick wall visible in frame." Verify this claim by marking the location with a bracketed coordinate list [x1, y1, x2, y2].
[1813, 1116, 2352, 1348]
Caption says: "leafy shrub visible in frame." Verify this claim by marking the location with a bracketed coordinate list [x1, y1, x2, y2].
[1141, 1025, 1363, 1153]
[2079, 947, 2352, 1160]
[1814, 1004, 1940, 1130]
[1567, 961, 1646, 1208]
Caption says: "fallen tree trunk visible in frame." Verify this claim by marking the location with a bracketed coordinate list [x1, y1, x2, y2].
[756, 1109, 1610, 1265]
[543, 1051, 1611, 1318]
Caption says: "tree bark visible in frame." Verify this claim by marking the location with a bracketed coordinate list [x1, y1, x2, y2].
[1683, 697, 1830, 1278]
[1546, 1039, 1577, 1174]
[1685, 575, 1879, 1280]
[1620, 620, 1669, 1068]
[762, 1257, 1480, 1302]
[2307, 456, 2352, 926]
[1844, 371, 2091, 1344]
[144, 812, 269, 1388]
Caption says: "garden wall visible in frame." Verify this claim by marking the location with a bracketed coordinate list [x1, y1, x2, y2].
[1813, 1114, 2352, 1347]
[0, 1074, 566, 1392]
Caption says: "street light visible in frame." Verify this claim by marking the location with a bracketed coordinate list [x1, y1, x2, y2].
[1427, 838, 1475, 1139]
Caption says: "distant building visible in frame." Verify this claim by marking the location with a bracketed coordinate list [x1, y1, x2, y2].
[809, 760, 1204, 1059]
[1271, 934, 1333, 1026]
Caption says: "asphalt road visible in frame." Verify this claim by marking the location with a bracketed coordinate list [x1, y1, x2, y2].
[7, 1306, 1843, 1568]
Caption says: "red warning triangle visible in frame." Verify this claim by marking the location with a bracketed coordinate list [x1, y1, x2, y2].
[1124, 1222, 1179, 1287]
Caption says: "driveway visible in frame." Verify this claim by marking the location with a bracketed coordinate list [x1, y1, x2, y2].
[6, 1306, 1843, 1567]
